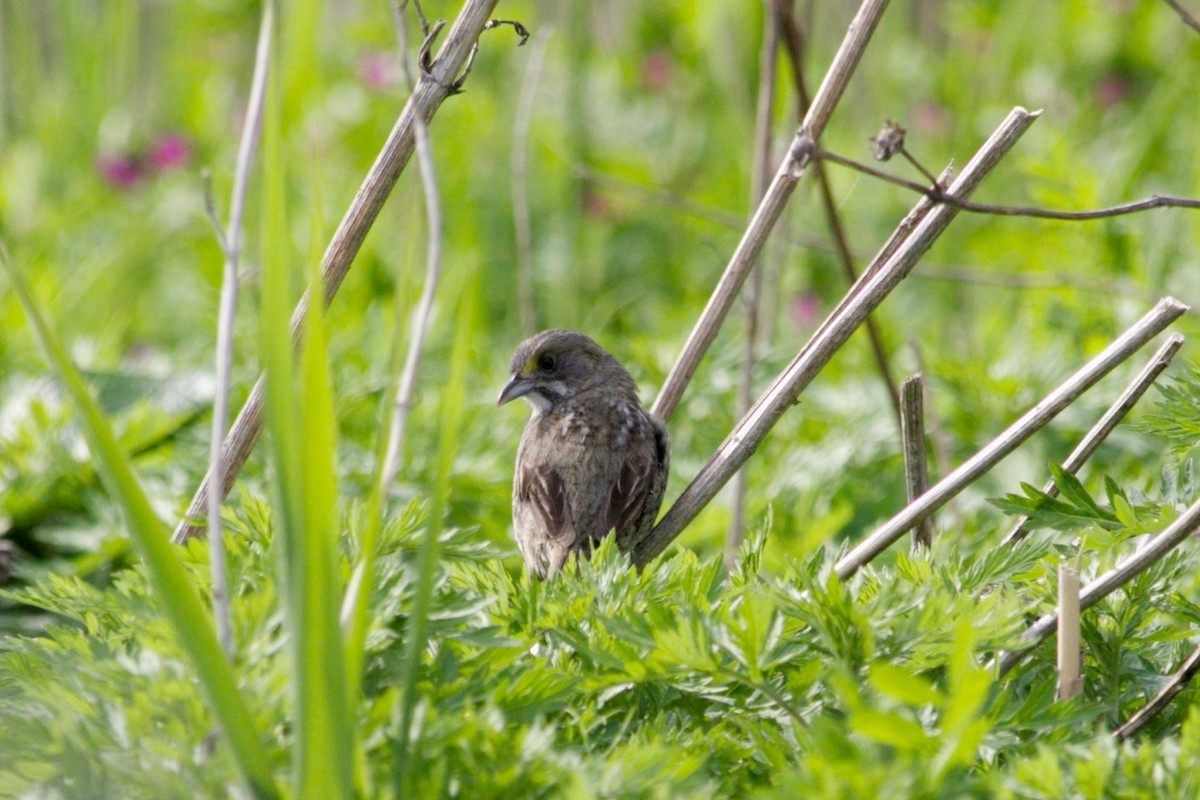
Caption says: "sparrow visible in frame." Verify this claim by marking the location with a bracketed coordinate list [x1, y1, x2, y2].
[497, 329, 670, 578]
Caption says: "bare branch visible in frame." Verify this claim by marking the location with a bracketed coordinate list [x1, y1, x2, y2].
[776, 0, 903, 431]
[996, 492, 1200, 677]
[1115, 640, 1200, 741]
[900, 373, 933, 551]
[817, 147, 1200, 220]
[172, 0, 504, 544]
[411, 0, 429, 36]
[900, 147, 942, 189]
[651, 0, 894, 422]
[909, 341, 955, 512]
[1164, 0, 1200, 35]
[834, 298, 1187, 581]
[205, 0, 273, 656]
[1003, 334, 1184, 545]
[632, 107, 1041, 567]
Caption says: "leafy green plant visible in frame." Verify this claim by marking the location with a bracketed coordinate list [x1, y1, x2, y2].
[1, 250, 278, 797]
[1136, 364, 1200, 462]
[3, 1, 1200, 798]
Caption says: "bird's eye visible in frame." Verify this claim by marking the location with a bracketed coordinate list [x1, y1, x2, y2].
[537, 353, 557, 371]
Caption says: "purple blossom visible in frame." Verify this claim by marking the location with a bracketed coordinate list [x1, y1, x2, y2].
[790, 291, 821, 329]
[97, 153, 144, 189]
[148, 133, 191, 169]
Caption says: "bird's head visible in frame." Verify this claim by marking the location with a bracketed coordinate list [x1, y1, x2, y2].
[497, 329, 630, 413]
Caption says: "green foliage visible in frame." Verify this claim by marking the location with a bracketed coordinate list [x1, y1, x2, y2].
[3, 504, 1199, 797]
[257, 4, 354, 792]
[1136, 363, 1200, 462]
[2, 250, 278, 797]
[0, 373, 204, 597]
[992, 464, 1122, 533]
[3, 0, 1200, 798]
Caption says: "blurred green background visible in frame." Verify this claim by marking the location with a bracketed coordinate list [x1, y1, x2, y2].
[1, 0, 1198, 590]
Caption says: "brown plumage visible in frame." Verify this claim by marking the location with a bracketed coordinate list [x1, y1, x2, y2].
[497, 329, 670, 578]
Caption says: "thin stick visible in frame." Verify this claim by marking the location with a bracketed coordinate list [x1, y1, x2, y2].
[900, 147, 941, 189]
[1164, 0, 1200, 35]
[833, 298, 1186, 581]
[379, 0, 444, 492]
[1057, 563, 1082, 700]
[900, 373, 932, 551]
[632, 107, 1040, 567]
[1115, 640, 1200, 741]
[650, 0, 894, 422]
[996, 492, 1200, 677]
[804, 163, 955, 348]
[575, 165, 831, 251]
[1003, 334, 1184, 545]
[510, 27, 550, 335]
[776, 0, 902, 430]
[817, 147, 1200, 220]
[205, 0, 273, 656]
[910, 341, 954, 503]
[727, 0, 779, 571]
[914, 265, 1146, 298]
[172, 0, 503, 543]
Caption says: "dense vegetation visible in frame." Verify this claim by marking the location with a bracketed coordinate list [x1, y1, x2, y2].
[1, 1, 1199, 797]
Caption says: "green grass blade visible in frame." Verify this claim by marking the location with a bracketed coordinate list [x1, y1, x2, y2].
[257, 22, 355, 797]
[0, 248, 279, 800]
[391, 271, 475, 794]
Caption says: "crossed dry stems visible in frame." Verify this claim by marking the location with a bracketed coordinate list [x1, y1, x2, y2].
[180, 0, 1200, 737]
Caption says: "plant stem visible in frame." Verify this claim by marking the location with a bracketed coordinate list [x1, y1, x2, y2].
[633, 107, 1040, 567]
[817, 147, 1200, 220]
[1115, 640, 1200, 741]
[203, 0, 273, 659]
[651, 0, 894, 422]
[997, 491, 1200, 676]
[172, 0, 503, 544]
[379, 0, 444, 494]
[835, 297, 1186, 581]
[900, 373, 932, 551]
[728, 0, 780, 572]
[1003, 334, 1184, 545]
[776, 0, 903, 430]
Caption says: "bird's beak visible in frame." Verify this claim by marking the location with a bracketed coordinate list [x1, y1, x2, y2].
[497, 374, 533, 406]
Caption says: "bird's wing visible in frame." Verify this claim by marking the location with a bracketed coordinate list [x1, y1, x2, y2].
[517, 461, 573, 542]
[611, 415, 670, 550]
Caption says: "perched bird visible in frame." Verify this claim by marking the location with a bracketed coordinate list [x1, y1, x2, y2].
[497, 329, 670, 578]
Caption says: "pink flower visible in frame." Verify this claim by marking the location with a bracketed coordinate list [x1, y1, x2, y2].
[149, 133, 191, 170]
[641, 50, 673, 92]
[97, 154, 144, 189]
[789, 291, 821, 329]
[359, 51, 396, 90]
